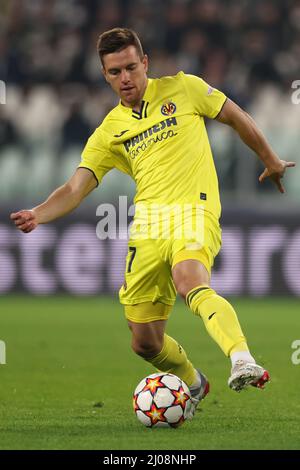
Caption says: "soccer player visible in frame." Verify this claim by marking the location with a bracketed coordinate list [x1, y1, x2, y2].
[11, 28, 295, 419]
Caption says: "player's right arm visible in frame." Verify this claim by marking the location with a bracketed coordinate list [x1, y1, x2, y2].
[10, 168, 97, 233]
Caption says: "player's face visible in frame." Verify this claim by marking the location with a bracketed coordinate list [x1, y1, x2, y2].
[102, 45, 148, 108]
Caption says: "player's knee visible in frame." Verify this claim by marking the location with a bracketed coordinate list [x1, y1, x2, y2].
[131, 339, 161, 359]
[173, 260, 210, 300]
[173, 270, 197, 300]
[175, 280, 191, 300]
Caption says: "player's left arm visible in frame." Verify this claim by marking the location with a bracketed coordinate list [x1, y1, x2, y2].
[215, 98, 296, 193]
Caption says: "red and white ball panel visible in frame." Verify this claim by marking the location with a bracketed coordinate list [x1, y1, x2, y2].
[136, 390, 153, 411]
[153, 388, 175, 408]
[133, 373, 192, 428]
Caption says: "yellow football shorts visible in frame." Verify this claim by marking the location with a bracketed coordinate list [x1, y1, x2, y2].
[119, 210, 221, 323]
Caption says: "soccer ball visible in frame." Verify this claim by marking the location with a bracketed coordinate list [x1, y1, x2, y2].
[133, 372, 192, 428]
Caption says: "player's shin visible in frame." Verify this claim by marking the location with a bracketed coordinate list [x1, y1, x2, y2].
[186, 286, 254, 362]
[146, 334, 197, 387]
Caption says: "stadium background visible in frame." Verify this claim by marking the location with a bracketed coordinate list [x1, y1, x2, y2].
[0, 0, 300, 448]
[1, 0, 300, 296]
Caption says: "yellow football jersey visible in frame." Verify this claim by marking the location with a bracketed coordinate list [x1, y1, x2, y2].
[79, 72, 227, 221]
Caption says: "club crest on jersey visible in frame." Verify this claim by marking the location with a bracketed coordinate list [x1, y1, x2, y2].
[161, 101, 176, 116]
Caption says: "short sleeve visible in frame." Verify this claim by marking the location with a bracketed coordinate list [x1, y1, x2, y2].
[78, 127, 115, 185]
[181, 73, 227, 118]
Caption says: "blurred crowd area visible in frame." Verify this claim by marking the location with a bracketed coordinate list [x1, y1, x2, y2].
[0, 0, 299, 206]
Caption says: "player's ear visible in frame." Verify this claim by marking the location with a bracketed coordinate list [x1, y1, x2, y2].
[100, 55, 109, 82]
[101, 66, 109, 83]
[142, 54, 149, 73]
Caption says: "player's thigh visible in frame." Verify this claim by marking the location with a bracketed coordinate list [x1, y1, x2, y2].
[171, 212, 221, 295]
[119, 238, 176, 307]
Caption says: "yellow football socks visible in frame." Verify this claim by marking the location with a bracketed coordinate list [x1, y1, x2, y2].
[148, 334, 197, 386]
[186, 286, 249, 357]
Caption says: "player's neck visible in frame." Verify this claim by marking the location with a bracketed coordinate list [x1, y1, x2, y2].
[131, 100, 144, 113]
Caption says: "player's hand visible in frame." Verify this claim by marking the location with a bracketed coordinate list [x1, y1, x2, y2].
[258, 160, 296, 193]
[10, 210, 38, 233]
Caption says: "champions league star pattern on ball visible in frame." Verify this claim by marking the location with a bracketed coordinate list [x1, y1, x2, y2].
[133, 373, 192, 428]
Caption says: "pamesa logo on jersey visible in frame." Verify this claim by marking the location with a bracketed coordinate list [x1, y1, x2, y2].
[161, 101, 176, 116]
[124, 117, 178, 158]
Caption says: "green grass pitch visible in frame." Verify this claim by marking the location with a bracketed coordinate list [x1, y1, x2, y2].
[0, 295, 299, 450]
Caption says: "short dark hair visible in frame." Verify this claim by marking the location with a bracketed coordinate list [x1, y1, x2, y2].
[97, 28, 144, 67]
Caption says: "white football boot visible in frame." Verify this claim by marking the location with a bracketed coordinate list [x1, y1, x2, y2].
[228, 360, 270, 392]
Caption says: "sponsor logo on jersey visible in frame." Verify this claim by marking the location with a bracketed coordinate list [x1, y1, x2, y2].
[161, 101, 176, 116]
[123, 117, 178, 158]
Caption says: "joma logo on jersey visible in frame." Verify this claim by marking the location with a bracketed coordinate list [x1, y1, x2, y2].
[161, 101, 176, 116]
[124, 117, 177, 152]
